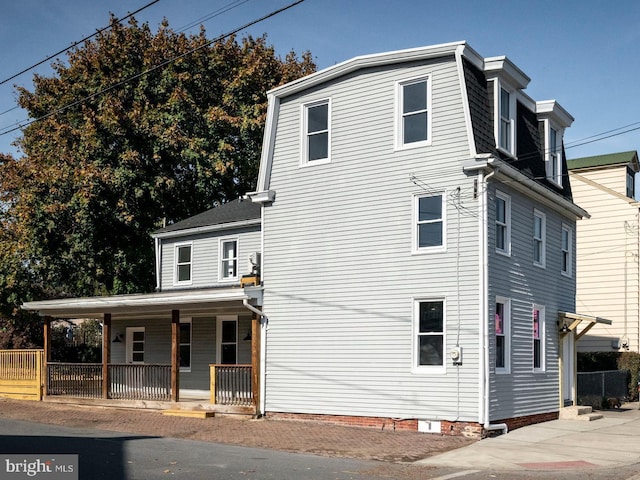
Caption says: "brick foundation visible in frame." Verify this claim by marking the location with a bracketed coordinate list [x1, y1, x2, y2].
[265, 410, 559, 439]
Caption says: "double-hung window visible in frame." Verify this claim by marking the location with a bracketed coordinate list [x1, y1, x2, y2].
[220, 239, 238, 281]
[561, 225, 572, 276]
[302, 99, 330, 164]
[627, 166, 635, 199]
[495, 297, 510, 373]
[397, 77, 431, 148]
[495, 191, 511, 255]
[414, 299, 445, 371]
[415, 194, 445, 252]
[175, 243, 192, 284]
[498, 86, 515, 155]
[180, 319, 192, 372]
[533, 210, 546, 267]
[533, 305, 545, 371]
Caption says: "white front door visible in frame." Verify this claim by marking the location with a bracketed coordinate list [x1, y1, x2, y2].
[562, 332, 575, 406]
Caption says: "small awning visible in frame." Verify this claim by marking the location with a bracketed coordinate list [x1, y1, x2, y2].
[21, 286, 263, 321]
[558, 311, 612, 340]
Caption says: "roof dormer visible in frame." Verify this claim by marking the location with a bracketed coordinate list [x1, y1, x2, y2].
[537, 100, 574, 186]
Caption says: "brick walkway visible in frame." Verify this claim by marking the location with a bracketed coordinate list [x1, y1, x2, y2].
[0, 398, 473, 463]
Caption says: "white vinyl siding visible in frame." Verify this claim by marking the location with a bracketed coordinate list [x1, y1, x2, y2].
[159, 227, 261, 291]
[262, 57, 480, 421]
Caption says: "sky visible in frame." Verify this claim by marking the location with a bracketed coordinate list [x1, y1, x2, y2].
[1, 0, 639, 160]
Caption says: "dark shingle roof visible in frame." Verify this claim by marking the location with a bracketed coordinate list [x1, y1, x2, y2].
[567, 151, 639, 171]
[153, 199, 261, 235]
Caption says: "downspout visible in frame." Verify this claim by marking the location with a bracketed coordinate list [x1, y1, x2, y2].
[480, 167, 508, 435]
[155, 237, 162, 291]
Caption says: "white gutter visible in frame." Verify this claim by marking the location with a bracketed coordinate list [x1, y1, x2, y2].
[478, 168, 508, 436]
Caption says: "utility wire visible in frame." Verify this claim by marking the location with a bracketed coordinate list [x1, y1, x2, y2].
[0, 0, 161, 87]
[174, 0, 250, 33]
[0, 0, 306, 138]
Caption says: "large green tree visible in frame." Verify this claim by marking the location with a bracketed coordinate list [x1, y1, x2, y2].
[0, 16, 314, 336]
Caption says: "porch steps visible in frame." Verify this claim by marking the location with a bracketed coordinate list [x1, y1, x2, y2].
[162, 408, 215, 419]
[559, 405, 603, 421]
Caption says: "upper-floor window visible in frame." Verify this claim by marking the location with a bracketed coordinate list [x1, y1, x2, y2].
[397, 77, 431, 148]
[533, 305, 545, 371]
[495, 191, 511, 256]
[220, 239, 238, 281]
[561, 225, 572, 277]
[627, 166, 635, 199]
[414, 193, 445, 252]
[546, 125, 562, 185]
[533, 210, 546, 267]
[495, 296, 511, 374]
[414, 299, 445, 372]
[174, 243, 192, 285]
[302, 99, 330, 165]
[497, 86, 515, 156]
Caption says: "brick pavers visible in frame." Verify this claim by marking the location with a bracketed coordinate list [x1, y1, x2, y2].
[0, 399, 473, 463]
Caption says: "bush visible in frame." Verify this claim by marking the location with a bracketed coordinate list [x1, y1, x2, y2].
[618, 352, 640, 401]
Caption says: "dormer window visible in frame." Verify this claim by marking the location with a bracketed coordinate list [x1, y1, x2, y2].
[537, 100, 574, 187]
[627, 167, 635, 199]
[546, 123, 562, 185]
[499, 87, 513, 153]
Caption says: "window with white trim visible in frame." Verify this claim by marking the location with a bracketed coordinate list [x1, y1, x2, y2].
[533, 304, 545, 371]
[546, 124, 562, 185]
[174, 243, 192, 284]
[495, 191, 511, 255]
[220, 239, 238, 281]
[533, 210, 546, 267]
[561, 225, 572, 277]
[179, 319, 192, 372]
[626, 166, 635, 199]
[414, 299, 445, 370]
[126, 327, 145, 364]
[302, 99, 330, 164]
[414, 193, 445, 251]
[397, 77, 431, 148]
[216, 316, 238, 365]
[495, 296, 511, 373]
[497, 85, 515, 155]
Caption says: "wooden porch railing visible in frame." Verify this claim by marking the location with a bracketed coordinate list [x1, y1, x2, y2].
[110, 364, 171, 401]
[46, 363, 171, 401]
[210, 364, 253, 406]
[0, 350, 43, 400]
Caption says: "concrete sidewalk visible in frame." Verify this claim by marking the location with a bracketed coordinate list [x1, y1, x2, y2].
[418, 404, 640, 471]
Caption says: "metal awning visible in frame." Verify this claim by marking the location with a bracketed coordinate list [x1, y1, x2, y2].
[21, 286, 263, 321]
[558, 311, 612, 340]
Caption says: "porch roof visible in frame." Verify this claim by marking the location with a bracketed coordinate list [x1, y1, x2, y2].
[21, 286, 262, 320]
[558, 311, 612, 341]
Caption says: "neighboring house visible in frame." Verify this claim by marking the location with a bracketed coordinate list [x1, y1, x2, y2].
[22, 41, 596, 436]
[247, 40, 590, 435]
[567, 151, 640, 353]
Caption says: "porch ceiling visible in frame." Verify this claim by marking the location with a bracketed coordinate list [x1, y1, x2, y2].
[21, 287, 259, 320]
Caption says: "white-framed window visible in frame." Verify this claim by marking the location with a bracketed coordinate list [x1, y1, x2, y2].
[561, 224, 572, 277]
[219, 238, 238, 281]
[302, 99, 330, 165]
[174, 242, 193, 285]
[495, 191, 511, 256]
[180, 318, 192, 372]
[495, 296, 511, 374]
[496, 84, 516, 156]
[397, 76, 431, 149]
[126, 327, 145, 364]
[413, 298, 445, 372]
[626, 166, 635, 199]
[414, 193, 445, 252]
[533, 304, 545, 371]
[546, 123, 562, 185]
[533, 210, 546, 267]
[216, 315, 238, 365]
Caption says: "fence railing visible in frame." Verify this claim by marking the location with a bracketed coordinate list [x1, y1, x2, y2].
[47, 363, 102, 398]
[210, 364, 253, 406]
[110, 364, 171, 401]
[0, 350, 43, 381]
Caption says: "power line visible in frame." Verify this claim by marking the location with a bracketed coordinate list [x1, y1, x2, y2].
[174, 0, 250, 33]
[0, 0, 161, 88]
[0, 0, 306, 138]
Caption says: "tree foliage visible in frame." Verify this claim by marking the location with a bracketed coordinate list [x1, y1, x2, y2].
[0, 16, 315, 346]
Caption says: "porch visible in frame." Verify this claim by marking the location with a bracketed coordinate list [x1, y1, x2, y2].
[21, 286, 264, 416]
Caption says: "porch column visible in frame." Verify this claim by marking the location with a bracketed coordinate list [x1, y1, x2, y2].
[171, 310, 180, 402]
[43, 316, 52, 396]
[251, 312, 260, 411]
[102, 314, 111, 399]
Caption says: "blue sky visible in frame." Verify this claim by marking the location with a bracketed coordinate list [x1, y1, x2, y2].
[1, 0, 639, 159]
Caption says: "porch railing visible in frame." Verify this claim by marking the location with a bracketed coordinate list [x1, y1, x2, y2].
[46, 363, 171, 401]
[110, 364, 171, 401]
[0, 349, 43, 381]
[210, 364, 253, 406]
